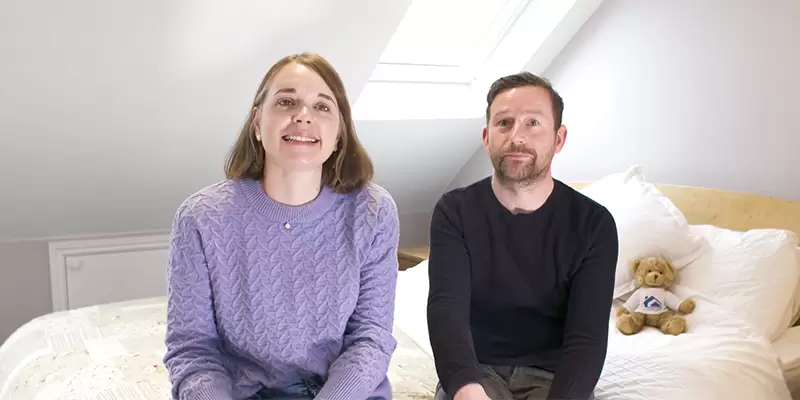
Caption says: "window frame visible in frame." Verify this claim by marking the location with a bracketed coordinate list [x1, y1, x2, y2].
[353, 0, 606, 121]
[368, 0, 534, 84]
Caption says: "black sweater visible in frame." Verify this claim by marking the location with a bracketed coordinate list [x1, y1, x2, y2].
[426, 177, 618, 400]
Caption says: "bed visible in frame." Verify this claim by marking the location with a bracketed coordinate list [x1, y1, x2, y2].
[3, 164, 800, 400]
[0, 296, 439, 400]
[571, 166, 800, 399]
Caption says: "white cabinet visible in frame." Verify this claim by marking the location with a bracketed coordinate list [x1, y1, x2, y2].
[49, 233, 171, 311]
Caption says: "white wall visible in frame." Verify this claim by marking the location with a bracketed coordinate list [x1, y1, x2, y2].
[451, 0, 800, 200]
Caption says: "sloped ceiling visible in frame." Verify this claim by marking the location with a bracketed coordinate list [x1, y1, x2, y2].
[0, 0, 595, 240]
[0, 0, 439, 240]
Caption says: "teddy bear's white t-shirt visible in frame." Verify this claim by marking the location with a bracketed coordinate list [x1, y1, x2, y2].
[623, 287, 682, 314]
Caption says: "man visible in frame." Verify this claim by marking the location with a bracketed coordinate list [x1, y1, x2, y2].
[427, 72, 618, 400]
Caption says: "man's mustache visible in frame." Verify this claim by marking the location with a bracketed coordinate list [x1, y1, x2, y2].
[503, 142, 536, 156]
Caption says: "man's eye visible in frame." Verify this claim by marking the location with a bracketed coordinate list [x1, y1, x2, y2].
[498, 119, 511, 126]
[528, 120, 540, 126]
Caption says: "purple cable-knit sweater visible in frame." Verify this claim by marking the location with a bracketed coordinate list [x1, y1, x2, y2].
[162, 178, 400, 400]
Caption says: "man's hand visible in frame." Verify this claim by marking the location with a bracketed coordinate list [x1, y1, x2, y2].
[453, 383, 492, 400]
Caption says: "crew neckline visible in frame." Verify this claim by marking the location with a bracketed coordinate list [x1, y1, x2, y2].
[483, 176, 563, 217]
[236, 178, 338, 223]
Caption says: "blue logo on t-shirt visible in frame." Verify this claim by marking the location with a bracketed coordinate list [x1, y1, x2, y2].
[644, 295, 662, 309]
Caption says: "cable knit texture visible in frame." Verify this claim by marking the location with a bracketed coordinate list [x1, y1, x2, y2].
[163, 178, 400, 400]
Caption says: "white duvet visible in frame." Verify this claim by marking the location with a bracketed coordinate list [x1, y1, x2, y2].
[2, 269, 794, 400]
[0, 297, 438, 400]
[595, 285, 792, 400]
[396, 262, 793, 400]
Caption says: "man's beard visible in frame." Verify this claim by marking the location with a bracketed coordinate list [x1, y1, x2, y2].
[491, 142, 554, 187]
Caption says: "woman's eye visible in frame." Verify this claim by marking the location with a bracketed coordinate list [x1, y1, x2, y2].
[277, 98, 294, 107]
[316, 104, 330, 112]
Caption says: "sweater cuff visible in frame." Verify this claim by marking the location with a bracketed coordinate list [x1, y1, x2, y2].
[178, 371, 233, 400]
[184, 386, 232, 400]
[314, 369, 364, 400]
[442, 366, 483, 397]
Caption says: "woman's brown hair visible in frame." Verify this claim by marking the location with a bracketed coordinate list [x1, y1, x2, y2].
[224, 52, 373, 194]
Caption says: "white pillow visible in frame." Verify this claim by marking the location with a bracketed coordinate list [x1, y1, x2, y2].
[393, 260, 433, 359]
[792, 247, 800, 326]
[678, 225, 800, 341]
[579, 165, 709, 299]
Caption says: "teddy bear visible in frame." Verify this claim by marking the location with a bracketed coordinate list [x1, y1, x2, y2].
[616, 255, 696, 336]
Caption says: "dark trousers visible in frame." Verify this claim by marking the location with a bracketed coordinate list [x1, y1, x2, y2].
[434, 365, 595, 400]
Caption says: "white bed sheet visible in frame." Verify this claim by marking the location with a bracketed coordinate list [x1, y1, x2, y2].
[597, 286, 792, 400]
[0, 297, 438, 400]
[2, 288, 793, 400]
[773, 326, 800, 399]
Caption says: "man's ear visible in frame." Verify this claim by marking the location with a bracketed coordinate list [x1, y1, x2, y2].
[554, 124, 568, 154]
[482, 126, 489, 150]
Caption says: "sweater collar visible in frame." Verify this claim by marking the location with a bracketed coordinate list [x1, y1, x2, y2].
[236, 178, 337, 223]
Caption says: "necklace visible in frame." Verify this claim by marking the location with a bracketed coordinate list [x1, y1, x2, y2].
[280, 192, 320, 230]
[281, 208, 305, 230]
[259, 179, 321, 230]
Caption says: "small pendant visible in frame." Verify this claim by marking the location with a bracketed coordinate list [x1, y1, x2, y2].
[284, 222, 291, 229]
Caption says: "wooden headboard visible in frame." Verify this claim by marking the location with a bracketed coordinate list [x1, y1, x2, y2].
[568, 182, 800, 238]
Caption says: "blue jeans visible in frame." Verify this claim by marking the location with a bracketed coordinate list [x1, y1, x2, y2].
[247, 381, 316, 400]
[248, 380, 317, 399]
[248, 379, 386, 400]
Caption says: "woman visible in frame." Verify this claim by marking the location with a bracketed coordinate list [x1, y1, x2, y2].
[163, 52, 400, 400]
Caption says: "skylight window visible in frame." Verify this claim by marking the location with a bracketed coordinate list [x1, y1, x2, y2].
[369, 0, 532, 84]
[354, 0, 605, 120]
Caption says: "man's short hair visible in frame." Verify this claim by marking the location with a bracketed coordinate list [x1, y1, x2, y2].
[485, 72, 564, 128]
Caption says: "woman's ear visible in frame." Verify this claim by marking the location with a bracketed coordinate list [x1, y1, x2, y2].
[252, 106, 261, 141]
